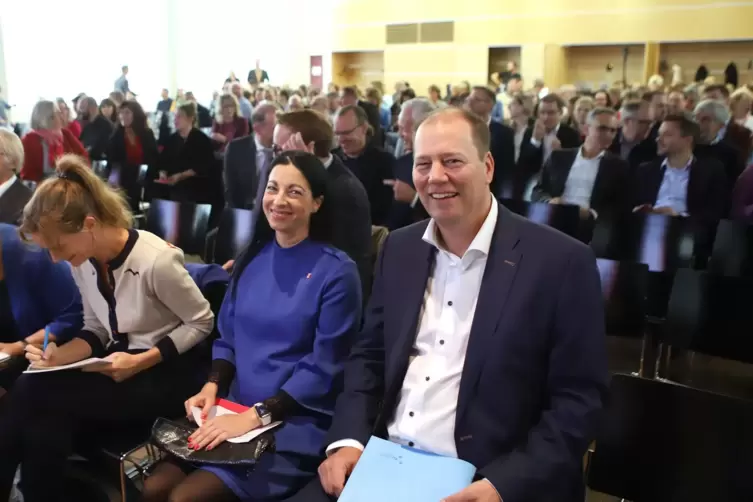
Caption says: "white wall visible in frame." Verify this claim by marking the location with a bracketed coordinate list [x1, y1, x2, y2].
[0, 20, 8, 112]
[0, 0, 333, 120]
[171, 0, 334, 100]
[1, 0, 171, 121]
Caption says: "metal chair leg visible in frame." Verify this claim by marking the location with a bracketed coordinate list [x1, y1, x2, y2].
[119, 459, 127, 502]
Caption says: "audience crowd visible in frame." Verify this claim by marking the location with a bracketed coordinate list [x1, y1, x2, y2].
[0, 58, 750, 502]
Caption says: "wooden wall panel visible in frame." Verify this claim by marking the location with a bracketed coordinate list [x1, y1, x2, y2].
[660, 41, 753, 86]
[331, 51, 385, 89]
[488, 47, 523, 84]
[565, 45, 645, 89]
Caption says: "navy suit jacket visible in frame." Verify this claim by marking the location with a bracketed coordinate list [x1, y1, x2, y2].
[0, 224, 82, 340]
[327, 203, 608, 502]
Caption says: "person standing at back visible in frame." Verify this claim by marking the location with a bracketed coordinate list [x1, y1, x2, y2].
[115, 65, 131, 95]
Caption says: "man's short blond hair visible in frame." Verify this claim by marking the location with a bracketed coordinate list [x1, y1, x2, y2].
[418, 107, 490, 160]
[0, 129, 24, 174]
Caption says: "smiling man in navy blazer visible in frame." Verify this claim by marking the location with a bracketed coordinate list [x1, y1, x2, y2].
[290, 107, 608, 502]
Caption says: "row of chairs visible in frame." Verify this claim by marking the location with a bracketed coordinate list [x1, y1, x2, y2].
[132, 198, 753, 501]
[594, 259, 753, 499]
[502, 198, 753, 278]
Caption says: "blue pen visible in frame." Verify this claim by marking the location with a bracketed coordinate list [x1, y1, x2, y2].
[42, 326, 50, 359]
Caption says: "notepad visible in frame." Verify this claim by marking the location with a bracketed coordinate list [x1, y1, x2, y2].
[338, 436, 477, 502]
[23, 357, 112, 374]
[191, 399, 282, 444]
[0, 352, 10, 365]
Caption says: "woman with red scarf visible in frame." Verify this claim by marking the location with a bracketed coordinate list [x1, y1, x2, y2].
[20, 100, 88, 182]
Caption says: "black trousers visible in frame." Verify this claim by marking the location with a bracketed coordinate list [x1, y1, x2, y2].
[0, 354, 201, 502]
[282, 477, 334, 502]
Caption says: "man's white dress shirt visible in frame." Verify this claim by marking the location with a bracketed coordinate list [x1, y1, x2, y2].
[560, 148, 604, 211]
[328, 196, 498, 457]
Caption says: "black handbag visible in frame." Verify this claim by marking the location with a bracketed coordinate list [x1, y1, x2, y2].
[151, 417, 276, 466]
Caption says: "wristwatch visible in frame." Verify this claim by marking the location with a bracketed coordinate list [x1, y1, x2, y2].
[253, 402, 272, 426]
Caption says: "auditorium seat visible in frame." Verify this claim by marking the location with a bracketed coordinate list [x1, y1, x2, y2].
[591, 213, 696, 319]
[500, 199, 581, 239]
[659, 269, 753, 397]
[92, 160, 109, 180]
[145, 199, 211, 256]
[587, 373, 753, 502]
[707, 219, 753, 278]
[204, 207, 255, 265]
[597, 259, 650, 375]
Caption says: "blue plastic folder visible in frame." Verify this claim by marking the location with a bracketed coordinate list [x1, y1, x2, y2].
[338, 436, 477, 502]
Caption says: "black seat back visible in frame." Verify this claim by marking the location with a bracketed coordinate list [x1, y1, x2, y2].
[213, 207, 255, 265]
[597, 259, 648, 338]
[664, 269, 753, 364]
[587, 373, 753, 502]
[591, 213, 695, 272]
[145, 199, 211, 255]
[708, 219, 753, 278]
[501, 199, 581, 239]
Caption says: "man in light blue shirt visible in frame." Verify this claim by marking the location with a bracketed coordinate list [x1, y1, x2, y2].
[631, 113, 727, 225]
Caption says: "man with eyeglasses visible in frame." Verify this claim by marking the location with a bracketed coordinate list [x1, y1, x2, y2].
[609, 100, 658, 171]
[533, 107, 630, 221]
[333, 105, 395, 226]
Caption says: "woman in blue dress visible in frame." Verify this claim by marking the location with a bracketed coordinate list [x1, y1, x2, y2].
[0, 223, 82, 394]
[142, 151, 362, 502]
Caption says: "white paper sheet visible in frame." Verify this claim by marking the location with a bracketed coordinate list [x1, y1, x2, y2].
[0, 352, 11, 364]
[23, 357, 112, 374]
[191, 404, 282, 443]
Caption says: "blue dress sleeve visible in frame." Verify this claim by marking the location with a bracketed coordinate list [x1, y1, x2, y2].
[34, 255, 83, 342]
[212, 281, 237, 365]
[281, 259, 362, 414]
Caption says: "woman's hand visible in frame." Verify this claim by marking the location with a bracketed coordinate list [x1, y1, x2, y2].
[0, 341, 26, 358]
[82, 352, 144, 382]
[185, 382, 219, 421]
[188, 410, 261, 451]
[25, 342, 59, 367]
[211, 133, 227, 143]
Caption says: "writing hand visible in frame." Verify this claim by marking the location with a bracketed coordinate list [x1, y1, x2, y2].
[318, 447, 362, 497]
[442, 480, 502, 502]
[25, 342, 58, 367]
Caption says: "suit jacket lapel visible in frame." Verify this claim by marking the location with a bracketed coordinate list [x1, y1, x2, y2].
[589, 156, 610, 207]
[456, 206, 522, 424]
[686, 158, 701, 208]
[385, 235, 435, 398]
